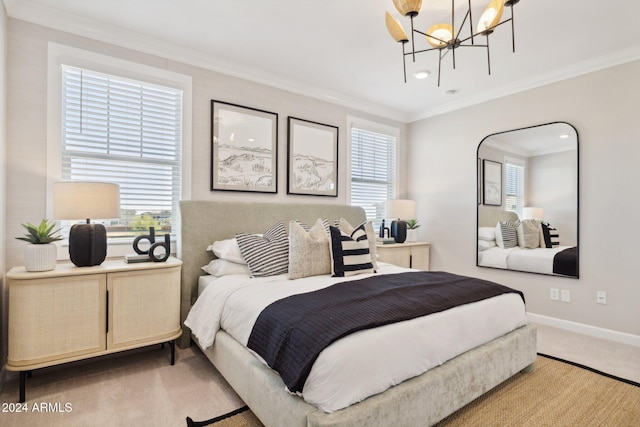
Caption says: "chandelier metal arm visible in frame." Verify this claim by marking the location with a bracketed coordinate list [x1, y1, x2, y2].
[468, 0, 475, 45]
[455, 9, 471, 45]
[509, 4, 516, 52]
[386, 0, 522, 85]
[410, 15, 417, 62]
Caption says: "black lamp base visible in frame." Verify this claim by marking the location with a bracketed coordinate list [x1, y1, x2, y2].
[390, 220, 407, 243]
[69, 223, 107, 267]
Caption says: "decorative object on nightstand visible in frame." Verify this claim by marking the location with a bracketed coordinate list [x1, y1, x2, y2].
[386, 199, 416, 243]
[15, 219, 62, 272]
[53, 181, 120, 267]
[406, 219, 421, 242]
[130, 226, 171, 262]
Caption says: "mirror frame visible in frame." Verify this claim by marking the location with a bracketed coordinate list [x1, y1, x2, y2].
[476, 121, 579, 278]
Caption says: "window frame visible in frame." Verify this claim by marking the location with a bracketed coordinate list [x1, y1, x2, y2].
[347, 116, 400, 223]
[504, 156, 525, 219]
[47, 43, 192, 259]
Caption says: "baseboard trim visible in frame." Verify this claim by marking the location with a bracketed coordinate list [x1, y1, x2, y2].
[528, 313, 640, 348]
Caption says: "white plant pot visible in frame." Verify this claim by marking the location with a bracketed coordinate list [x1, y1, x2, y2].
[406, 229, 418, 242]
[24, 243, 58, 272]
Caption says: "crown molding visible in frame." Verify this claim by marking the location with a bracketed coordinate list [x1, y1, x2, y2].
[4, 0, 410, 123]
[6, 0, 638, 124]
[409, 45, 640, 122]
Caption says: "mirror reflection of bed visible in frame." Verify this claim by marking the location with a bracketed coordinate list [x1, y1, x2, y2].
[477, 122, 579, 278]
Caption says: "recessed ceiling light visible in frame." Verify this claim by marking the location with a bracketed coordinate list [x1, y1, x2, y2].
[413, 70, 431, 79]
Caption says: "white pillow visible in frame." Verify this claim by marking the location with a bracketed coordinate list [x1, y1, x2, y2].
[201, 259, 250, 276]
[478, 227, 496, 241]
[478, 240, 497, 251]
[208, 238, 246, 264]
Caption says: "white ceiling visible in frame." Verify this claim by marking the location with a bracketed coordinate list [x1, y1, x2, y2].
[4, 0, 640, 122]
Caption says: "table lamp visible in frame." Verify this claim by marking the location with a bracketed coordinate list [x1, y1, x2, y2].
[386, 199, 416, 243]
[53, 182, 121, 267]
[522, 207, 544, 220]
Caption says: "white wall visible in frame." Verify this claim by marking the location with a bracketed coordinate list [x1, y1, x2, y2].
[408, 60, 640, 338]
[529, 150, 578, 246]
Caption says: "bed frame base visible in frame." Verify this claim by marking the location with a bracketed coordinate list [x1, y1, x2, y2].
[195, 324, 537, 427]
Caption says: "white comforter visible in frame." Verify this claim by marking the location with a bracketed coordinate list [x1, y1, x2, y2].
[185, 263, 528, 413]
[478, 245, 573, 275]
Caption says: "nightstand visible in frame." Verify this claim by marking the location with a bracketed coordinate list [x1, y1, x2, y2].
[376, 241, 430, 270]
[6, 257, 182, 402]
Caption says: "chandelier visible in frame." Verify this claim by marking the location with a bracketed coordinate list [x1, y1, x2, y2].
[385, 0, 522, 86]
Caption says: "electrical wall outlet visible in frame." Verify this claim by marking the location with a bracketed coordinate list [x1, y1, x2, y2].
[561, 289, 571, 303]
[550, 288, 559, 301]
[597, 291, 607, 305]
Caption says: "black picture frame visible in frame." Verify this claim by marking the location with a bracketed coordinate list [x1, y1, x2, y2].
[287, 117, 338, 197]
[211, 100, 278, 193]
[482, 159, 502, 206]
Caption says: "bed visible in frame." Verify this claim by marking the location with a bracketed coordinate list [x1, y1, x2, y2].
[477, 208, 578, 277]
[179, 201, 537, 427]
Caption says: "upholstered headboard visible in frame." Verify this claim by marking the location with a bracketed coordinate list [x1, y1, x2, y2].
[178, 200, 366, 346]
[478, 207, 519, 227]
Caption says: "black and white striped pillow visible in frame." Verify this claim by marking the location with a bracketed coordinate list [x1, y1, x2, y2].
[329, 225, 374, 277]
[499, 220, 519, 249]
[541, 223, 560, 248]
[236, 222, 289, 277]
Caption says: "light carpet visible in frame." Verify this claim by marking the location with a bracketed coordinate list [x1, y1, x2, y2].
[189, 354, 640, 427]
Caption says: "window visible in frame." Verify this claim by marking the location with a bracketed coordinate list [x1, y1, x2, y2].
[61, 65, 183, 239]
[349, 123, 397, 222]
[505, 157, 525, 218]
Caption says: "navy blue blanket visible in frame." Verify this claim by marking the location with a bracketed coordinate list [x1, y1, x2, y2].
[553, 246, 578, 277]
[247, 271, 524, 393]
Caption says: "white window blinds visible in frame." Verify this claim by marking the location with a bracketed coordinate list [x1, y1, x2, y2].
[350, 127, 397, 221]
[505, 160, 524, 218]
[61, 65, 183, 239]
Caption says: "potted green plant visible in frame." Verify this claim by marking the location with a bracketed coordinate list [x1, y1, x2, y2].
[406, 219, 420, 242]
[16, 219, 62, 272]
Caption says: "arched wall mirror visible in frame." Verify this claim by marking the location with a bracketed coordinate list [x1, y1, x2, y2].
[477, 122, 579, 278]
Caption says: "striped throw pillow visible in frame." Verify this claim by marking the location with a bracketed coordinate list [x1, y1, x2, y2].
[541, 223, 560, 248]
[499, 220, 519, 249]
[329, 225, 375, 277]
[236, 222, 289, 277]
[338, 218, 378, 270]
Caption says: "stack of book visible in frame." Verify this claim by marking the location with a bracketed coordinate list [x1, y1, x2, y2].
[124, 254, 151, 263]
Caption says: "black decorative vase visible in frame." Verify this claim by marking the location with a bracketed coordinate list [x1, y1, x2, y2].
[390, 220, 407, 243]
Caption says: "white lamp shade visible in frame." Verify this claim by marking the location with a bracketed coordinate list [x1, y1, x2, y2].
[386, 199, 416, 220]
[54, 182, 121, 221]
[522, 207, 544, 220]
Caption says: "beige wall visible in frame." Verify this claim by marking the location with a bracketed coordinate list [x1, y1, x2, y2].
[408, 60, 640, 337]
[3, 18, 408, 269]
